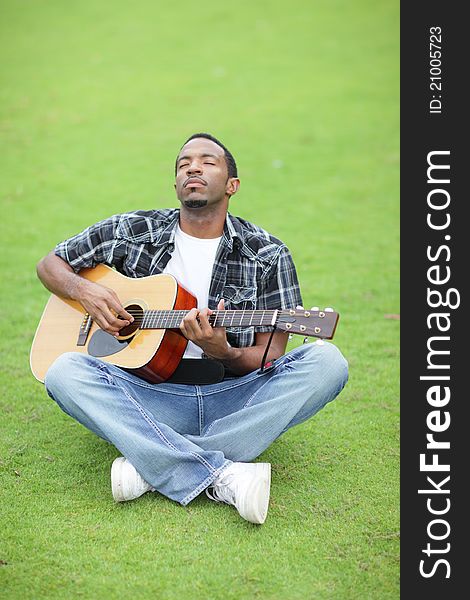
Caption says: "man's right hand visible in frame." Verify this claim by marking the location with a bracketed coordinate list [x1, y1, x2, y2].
[36, 253, 133, 337]
[75, 279, 134, 336]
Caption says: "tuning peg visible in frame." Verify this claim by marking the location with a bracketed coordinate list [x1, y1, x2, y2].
[288, 334, 293, 340]
[310, 306, 319, 311]
[324, 307, 334, 312]
[315, 339, 325, 345]
[303, 337, 309, 344]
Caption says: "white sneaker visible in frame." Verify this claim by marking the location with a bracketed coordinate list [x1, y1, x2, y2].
[206, 462, 271, 524]
[111, 457, 154, 502]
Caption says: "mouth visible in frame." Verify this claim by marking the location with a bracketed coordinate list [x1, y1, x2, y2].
[184, 177, 207, 188]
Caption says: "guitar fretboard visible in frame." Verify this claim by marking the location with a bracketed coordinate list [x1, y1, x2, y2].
[140, 310, 278, 329]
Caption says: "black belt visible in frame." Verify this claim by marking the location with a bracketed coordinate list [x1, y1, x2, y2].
[165, 358, 227, 385]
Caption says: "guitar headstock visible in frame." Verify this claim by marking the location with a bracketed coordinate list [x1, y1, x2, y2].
[276, 307, 339, 339]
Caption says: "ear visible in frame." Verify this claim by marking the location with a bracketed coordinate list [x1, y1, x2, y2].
[226, 177, 240, 197]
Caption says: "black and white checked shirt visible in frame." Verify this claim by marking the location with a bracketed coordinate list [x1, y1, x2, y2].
[55, 209, 303, 348]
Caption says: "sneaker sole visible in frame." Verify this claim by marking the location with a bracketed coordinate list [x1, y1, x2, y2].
[239, 463, 271, 524]
[111, 457, 127, 502]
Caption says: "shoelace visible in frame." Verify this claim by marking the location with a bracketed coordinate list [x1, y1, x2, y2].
[205, 470, 237, 505]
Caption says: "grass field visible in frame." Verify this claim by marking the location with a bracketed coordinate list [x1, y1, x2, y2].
[0, 0, 399, 598]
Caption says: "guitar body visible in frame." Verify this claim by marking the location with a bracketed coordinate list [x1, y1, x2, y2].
[30, 264, 196, 384]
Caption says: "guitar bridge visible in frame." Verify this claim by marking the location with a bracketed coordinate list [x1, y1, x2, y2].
[77, 312, 92, 346]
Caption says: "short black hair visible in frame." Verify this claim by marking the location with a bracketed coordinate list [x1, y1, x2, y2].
[175, 132, 238, 178]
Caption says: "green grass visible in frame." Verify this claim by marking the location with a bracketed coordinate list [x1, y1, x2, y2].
[0, 0, 399, 598]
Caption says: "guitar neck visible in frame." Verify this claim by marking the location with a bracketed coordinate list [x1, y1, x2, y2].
[140, 310, 278, 330]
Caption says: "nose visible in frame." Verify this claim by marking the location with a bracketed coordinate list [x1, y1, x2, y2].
[187, 160, 203, 176]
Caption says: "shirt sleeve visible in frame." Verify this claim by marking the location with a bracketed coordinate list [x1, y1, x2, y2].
[255, 245, 303, 333]
[54, 215, 121, 272]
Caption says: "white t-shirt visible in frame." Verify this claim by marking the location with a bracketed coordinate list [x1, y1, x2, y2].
[163, 224, 222, 358]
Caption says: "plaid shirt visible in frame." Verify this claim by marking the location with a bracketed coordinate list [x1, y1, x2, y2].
[55, 209, 302, 348]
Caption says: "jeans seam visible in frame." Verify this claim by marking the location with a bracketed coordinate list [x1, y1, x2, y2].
[196, 386, 204, 436]
[188, 451, 217, 473]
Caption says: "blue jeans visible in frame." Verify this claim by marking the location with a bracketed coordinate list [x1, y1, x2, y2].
[45, 342, 348, 505]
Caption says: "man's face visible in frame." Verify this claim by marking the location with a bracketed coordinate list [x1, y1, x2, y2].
[174, 138, 238, 209]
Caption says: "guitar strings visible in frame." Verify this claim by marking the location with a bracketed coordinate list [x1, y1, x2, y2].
[100, 309, 284, 328]
[110, 309, 279, 318]
[116, 310, 281, 314]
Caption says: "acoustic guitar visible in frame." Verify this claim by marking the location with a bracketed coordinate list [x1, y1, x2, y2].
[30, 264, 339, 384]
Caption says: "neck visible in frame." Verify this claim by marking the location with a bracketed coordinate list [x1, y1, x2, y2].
[179, 201, 228, 238]
[140, 308, 278, 329]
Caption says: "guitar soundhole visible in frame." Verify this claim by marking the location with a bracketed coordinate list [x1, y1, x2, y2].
[118, 303, 144, 338]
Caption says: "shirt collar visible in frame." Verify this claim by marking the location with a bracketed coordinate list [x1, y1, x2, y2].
[222, 212, 244, 252]
[151, 209, 179, 249]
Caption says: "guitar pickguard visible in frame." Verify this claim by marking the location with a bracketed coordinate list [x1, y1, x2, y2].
[88, 329, 131, 357]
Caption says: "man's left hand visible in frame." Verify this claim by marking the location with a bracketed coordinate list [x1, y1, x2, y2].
[179, 299, 231, 360]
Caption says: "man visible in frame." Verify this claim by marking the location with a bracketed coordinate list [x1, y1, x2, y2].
[38, 133, 348, 525]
